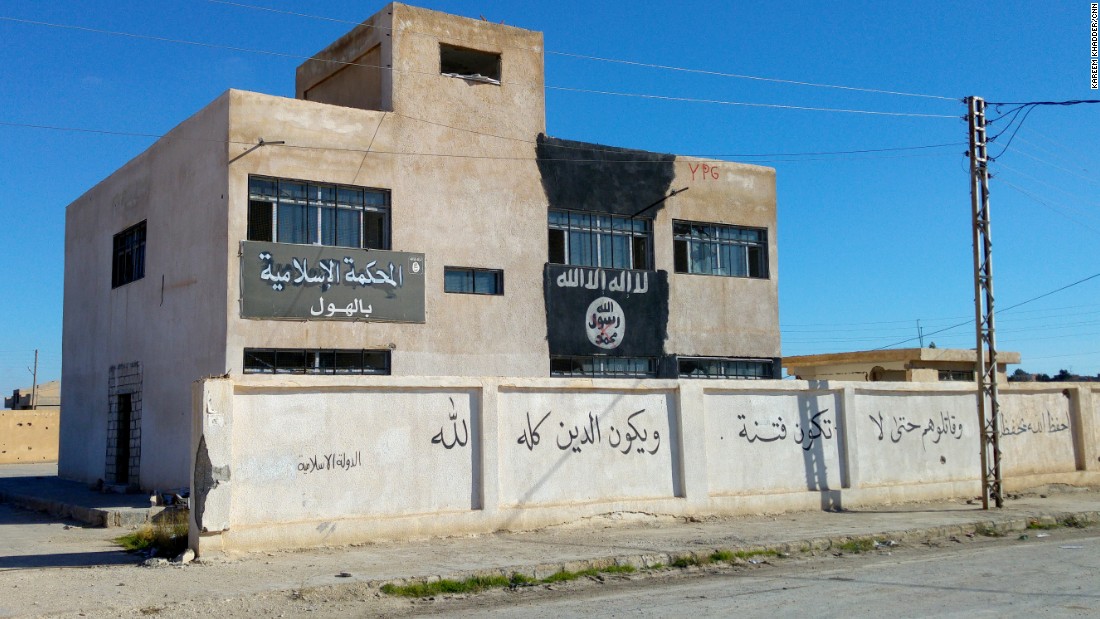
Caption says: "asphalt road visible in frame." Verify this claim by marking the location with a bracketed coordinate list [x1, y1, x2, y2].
[399, 531, 1100, 618]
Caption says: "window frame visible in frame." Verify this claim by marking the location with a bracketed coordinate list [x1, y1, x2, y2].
[672, 220, 768, 279]
[443, 266, 504, 295]
[677, 356, 776, 380]
[247, 176, 391, 250]
[439, 43, 502, 84]
[548, 209, 652, 270]
[112, 220, 147, 289]
[243, 348, 391, 375]
[550, 355, 658, 379]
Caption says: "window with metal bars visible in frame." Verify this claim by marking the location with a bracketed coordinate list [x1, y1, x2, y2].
[247, 176, 390, 249]
[677, 357, 775, 379]
[673, 220, 768, 278]
[243, 349, 391, 375]
[444, 267, 504, 295]
[112, 221, 146, 288]
[548, 210, 651, 270]
[550, 355, 657, 378]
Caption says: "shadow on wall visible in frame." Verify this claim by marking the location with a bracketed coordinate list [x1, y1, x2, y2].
[798, 390, 842, 511]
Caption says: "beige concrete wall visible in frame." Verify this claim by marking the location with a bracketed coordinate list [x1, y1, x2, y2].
[390, 3, 545, 139]
[190, 377, 1099, 555]
[0, 409, 60, 464]
[61, 94, 231, 490]
[297, 7, 393, 111]
[224, 90, 551, 379]
[660, 160, 779, 359]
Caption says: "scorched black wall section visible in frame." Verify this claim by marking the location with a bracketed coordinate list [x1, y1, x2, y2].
[535, 135, 676, 217]
[537, 135, 677, 375]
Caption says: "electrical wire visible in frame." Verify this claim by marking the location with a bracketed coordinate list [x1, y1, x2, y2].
[997, 178, 1100, 237]
[0, 15, 958, 119]
[870, 271, 1100, 350]
[206, 0, 961, 102]
[0, 119, 964, 164]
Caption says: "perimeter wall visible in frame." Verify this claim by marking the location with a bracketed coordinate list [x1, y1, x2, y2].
[189, 377, 1099, 554]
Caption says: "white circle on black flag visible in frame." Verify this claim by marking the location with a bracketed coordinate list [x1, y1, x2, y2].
[586, 296, 625, 349]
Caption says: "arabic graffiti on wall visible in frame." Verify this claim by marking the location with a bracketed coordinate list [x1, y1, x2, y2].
[430, 397, 470, 450]
[516, 408, 663, 455]
[1002, 410, 1071, 436]
[869, 411, 964, 450]
[240, 240, 425, 322]
[297, 451, 362, 474]
[732, 409, 834, 451]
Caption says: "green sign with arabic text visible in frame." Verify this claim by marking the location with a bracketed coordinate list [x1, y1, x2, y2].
[240, 241, 425, 322]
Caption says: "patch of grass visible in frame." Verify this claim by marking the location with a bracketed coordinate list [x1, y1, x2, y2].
[671, 555, 701, 568]
[733, 549, 780, 560]
[381, 575, 515, 597]
[1027, 519, 1060, 530]
[381, 565, 635, 598]
[974, 524, 1004, 538]
[113, 509, 188, 557]
[837, 538, 875, 554]
[1060, 515, 1091, 529]
[647, 563, 665, 570]
[709, 550, 734, 562]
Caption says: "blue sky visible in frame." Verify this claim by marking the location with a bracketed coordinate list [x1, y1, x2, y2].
[1, 0, 1098, 393]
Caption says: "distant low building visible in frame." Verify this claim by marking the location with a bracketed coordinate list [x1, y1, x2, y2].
[784, 348, 1021, 382]
[1, 380, 60, 464]
[4, 380, 61, 410]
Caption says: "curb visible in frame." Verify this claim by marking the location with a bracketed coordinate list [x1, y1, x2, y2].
[0, 489, 159, 527]
[360, 508, 1100, 594]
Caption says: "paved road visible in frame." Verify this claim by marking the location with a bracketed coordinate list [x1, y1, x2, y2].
[405, 531, 1100, 618]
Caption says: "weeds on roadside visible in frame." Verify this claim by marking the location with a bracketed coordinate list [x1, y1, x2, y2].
[836, 538, 875, 553]
[380, 566, 636, 598]
[973, 524, 1004, 538]
[113, 509, 188, 557]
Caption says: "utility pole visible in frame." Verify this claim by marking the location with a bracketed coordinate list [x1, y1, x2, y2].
[29, 349, 39, 410]
[967, 96, 1002, 509]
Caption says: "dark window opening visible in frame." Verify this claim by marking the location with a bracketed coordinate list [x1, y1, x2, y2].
[672, 220, 768, 279]
[939, 370, 974, 382]
[112, 221, 146, 288]
[678, 357, 775, 379]
[444, 267, 504, 295]
[440, 44, 501, 83]
[550, 355, 657, 378]
[248, 176, 390, 249]
[548, 210, 652, 270]
[244, 348, 391, 375]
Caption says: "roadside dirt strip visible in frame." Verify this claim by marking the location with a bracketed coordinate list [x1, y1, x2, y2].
[2, 489, 1099, 617]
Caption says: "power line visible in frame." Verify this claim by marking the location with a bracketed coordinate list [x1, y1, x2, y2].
[997, 178, 1100, 237]
[206, 0, 960, 103]
[0, 119, 964, 164]
[545, 86, 959, 118]
[0, 15, 958, 119]
[870, 271, 1100, 350]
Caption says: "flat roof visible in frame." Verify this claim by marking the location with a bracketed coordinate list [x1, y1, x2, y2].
[784, 348, 1021, 368]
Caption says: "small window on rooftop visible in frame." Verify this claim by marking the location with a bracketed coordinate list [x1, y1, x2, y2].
[440, 44, 501, 84]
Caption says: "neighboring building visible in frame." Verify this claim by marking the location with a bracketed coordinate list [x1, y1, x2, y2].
[784, 348, 1021, 382]
[61, 3, 780, 491]
[5, 379, 61, 410]
[2, 380, 60, 464]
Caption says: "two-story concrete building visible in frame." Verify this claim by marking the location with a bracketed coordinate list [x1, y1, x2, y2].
[61, 3, 780, 491]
